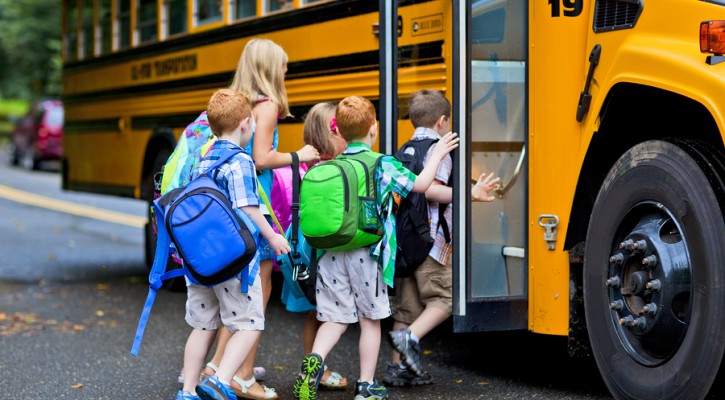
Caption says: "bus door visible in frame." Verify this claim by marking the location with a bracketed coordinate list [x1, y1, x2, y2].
[451, 0, 528, 332]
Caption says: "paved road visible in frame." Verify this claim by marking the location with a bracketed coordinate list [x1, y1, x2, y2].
[0, 146, 613, 399]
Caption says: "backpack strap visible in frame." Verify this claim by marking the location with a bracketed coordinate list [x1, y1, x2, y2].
[289, 152, 300, 255]
[204, 149, 244, 178]
[131, 200, 185, 357]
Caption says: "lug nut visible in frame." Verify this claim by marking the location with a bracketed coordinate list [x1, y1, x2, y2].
[610, 253, 624, 264]
[619, 239, 634, 250]
[619, 315, 646, 328]
[610, 300, 624, 311]
[606, 276, 621, 288]
[642, 255, 657, 267]
[646, 279, 662, 291]
[642, 303, 657, 315]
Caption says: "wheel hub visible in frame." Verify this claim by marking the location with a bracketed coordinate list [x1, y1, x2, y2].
[605, 203, 692, 366]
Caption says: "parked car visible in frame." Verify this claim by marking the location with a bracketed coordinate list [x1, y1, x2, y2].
[10, 100, 64, 170]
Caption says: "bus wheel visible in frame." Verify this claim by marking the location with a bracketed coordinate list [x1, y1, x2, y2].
[144, 147, 185, 292]
[584, 140, 725, 400]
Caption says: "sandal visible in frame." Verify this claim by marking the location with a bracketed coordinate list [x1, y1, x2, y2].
[232, 375, 278, 400]
[200, 362, 267, 381]
[319, 364, 348, 389]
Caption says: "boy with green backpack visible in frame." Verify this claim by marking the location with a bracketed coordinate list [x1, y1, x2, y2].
[293, 96, 459, 400]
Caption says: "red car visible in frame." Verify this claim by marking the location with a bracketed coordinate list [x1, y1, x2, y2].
[11, 100, 64, 170]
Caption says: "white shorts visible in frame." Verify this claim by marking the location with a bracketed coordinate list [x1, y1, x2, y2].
[315, 247, 391, 324]
[185, 273, 265, 332]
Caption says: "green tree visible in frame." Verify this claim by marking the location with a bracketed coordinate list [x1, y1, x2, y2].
[0, 0, 61, 100]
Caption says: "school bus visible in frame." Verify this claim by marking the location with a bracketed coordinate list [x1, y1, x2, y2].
[61, 0, 725, 398]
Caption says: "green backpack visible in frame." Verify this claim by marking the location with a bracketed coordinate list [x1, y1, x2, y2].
[300, 151, 385, 251]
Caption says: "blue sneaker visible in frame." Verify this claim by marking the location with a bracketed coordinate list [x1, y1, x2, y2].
[176, 390, 201, 400]
[292, 353, 324, 400]
[196, 375, 238, 400]
[354, 379, 388, 400]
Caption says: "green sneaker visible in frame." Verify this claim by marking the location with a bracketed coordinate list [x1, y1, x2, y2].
[293, 353, 324, 400]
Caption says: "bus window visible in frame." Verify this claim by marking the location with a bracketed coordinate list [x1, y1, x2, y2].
[469, 0, 526, 298]
[99, 0, 112, 55]
[302, 0, 325, 5]
[116, 0, 131, 50]
[233, 0, 256, 19]
[81, 0, 94, 58]
[137, 0, 158, 43]
[196, 0, 223, 26]
[165, 0, 187, 37]
[65, 0, 78, 62]
[266, 0, 293, 13]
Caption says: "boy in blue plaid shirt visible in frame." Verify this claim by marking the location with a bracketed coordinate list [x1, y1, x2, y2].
[292, 96, 459, 400]
[178, 89, 290, 400]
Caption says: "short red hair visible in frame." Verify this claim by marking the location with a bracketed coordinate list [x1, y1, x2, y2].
[207, 88, 252, 136]
[336, 96, 376, 142]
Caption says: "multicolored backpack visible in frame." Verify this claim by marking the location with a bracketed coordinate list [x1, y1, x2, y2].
[161, 112, 217, 195]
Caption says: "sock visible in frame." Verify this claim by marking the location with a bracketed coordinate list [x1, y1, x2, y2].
[410, 332, 420, 343]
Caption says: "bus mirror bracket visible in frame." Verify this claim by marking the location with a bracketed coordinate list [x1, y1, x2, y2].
[576, 44, 602, 122]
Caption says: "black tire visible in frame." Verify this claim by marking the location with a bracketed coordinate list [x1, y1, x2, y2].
[143, 147, 186, 292]
[584, 140, 725, 400]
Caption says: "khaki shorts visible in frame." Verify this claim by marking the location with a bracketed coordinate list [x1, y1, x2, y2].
[185, 274, 264, 332]
[391, 255, 452, 324]
[315, 247, 392, 324]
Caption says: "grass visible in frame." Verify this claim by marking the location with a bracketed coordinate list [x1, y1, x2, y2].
[0, 99, 29, 137]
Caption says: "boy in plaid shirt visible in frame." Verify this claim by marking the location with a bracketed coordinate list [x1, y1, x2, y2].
[292, 96, 459, 400]
[178, 89, 290, 400]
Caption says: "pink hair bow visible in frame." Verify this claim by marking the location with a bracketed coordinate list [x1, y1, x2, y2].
[329, 117, 338, 132]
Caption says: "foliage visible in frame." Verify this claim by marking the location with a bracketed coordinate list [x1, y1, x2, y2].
[0, 0, 62, 100]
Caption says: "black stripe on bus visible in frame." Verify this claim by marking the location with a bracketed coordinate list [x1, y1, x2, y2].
[62, 41, 444, 105]
[62, 0, 431, 74]
[65, 100, 382, 134]
[470, 141, 525, 153]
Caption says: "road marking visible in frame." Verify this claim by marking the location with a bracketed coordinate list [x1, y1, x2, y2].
[0, 184, 148, 228]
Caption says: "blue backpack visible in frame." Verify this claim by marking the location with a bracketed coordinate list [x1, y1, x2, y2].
[131, 149, 259, 356]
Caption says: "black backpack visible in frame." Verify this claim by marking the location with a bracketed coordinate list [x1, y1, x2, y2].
[393, 138, 451, 278]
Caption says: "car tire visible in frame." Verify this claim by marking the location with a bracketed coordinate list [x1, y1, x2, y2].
[584, 140, 725, 400]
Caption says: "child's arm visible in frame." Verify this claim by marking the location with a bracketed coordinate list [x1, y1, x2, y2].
[252, 102, 319, 169]
[425, 172, 500, 203]
[471, 172, 501, 202]
[241, 205, 291, 256]
[411, 131, 459, 193]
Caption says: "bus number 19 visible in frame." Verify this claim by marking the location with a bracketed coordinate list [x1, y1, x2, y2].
[549, 0, 583, 17]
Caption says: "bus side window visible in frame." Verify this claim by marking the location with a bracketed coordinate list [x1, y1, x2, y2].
[166, 0, 188, 37]
[266, 0, 293, 13]
[197, 0, 223, 26]
[117, 0, 131, 50]
[234, 0, 257, 19]
[138, 0, 158, 43]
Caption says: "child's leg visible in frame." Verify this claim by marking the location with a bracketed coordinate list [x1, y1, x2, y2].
[408, 306, 450, 339]
[303, 311, 321, 354]
[359, 317, 381, 383]
[390, 320, 409, 364]
[183, 328, 217, 393]
[235, 259, 272, 380]
[207, 328, 231, 373]
[215, 329, 262, 384]
[311, 321, 348, 361]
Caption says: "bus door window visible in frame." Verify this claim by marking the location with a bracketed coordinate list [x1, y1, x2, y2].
[196, 0, 223, 26]
[233, 0, 257, 20]
[116, 0, 131, 50]
[81, 0, 94, 58]
[64, 0, 78, 62]
[165, 0, 188, 37]
[469, 0, 527, 298]
[99, 0, 112, 55]
[137, 0, 158, 43]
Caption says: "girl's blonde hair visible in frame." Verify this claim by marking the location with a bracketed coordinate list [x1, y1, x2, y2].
[229, 38, 290, 118]
[303, 102, 337, 158]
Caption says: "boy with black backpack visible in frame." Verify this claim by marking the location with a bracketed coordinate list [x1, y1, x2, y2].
[384, 90, 500, 388]
[178, 89, 290, 400]
[293, 96, 459, 400]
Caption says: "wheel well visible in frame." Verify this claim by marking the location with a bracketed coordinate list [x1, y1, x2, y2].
[564, 83, 722, 250]
[140, 127, 175, 200]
